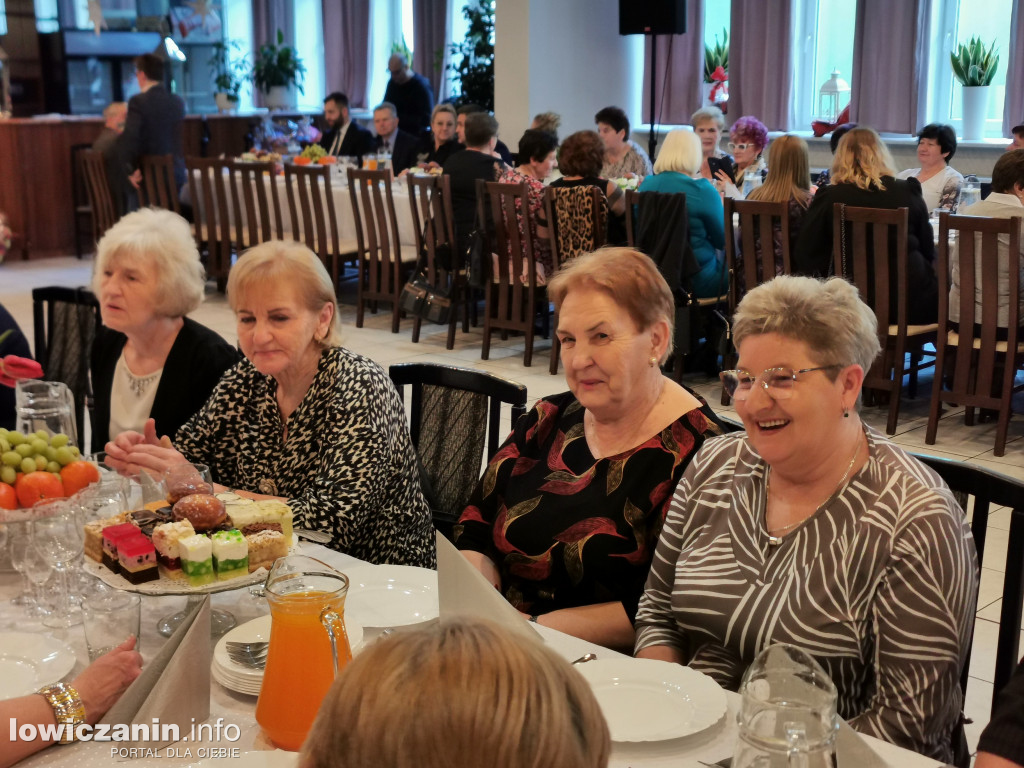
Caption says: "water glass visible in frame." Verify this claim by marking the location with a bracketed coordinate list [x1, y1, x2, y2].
[958, 180, 981, 211]
[12, 530, 54, 618]
[32, 499, 85, 628]
[15, 380, 77, 448]
[82, 589, 141, 661]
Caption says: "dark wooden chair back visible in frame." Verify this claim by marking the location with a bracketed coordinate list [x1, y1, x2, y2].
[79, 150, 118, 242]
[228, 161, 284, 249]
[70, 143, 93, 258]
[139, 154, 181, 214]
[285, 164, 342, 281]
[185, 157, 234, 290]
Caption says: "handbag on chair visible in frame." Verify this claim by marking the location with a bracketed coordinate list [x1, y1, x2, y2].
[399, 257, 453, 325]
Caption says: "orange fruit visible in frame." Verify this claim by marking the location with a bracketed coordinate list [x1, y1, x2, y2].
[0, 482, 17, 510]
[60, 460, 101, 497]
[16, 471, 65, 508]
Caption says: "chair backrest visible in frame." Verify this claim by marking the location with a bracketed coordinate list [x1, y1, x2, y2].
[407, 173, 457, 281]
[138, 154, 181, 214]
[229, 160, 284, 249]
[79, 150, 119, 241]
[485, 181, 537, 288]
[185, 156, 234, 284]
[285, 164, 340, 259]
[543, 185, 607, 270]
[911, 451, 1024, 714]
[70, 143, 92, 214]
[389, 362, 528, 539]
[31, 287, 101, 444]
[724, 197, 793, 313]
[348, 169, 404, 295]
[623, 189, 693, 295]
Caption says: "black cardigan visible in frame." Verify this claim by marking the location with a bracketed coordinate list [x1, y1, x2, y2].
[90, 317, 240, 452]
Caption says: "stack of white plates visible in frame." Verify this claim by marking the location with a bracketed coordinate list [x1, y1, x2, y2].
[211, 615, 364, 696]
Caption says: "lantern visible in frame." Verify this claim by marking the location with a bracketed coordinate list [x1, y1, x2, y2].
[818, 69, 850, 124]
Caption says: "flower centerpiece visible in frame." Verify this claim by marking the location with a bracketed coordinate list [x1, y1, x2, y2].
[252, 29, 305, 111]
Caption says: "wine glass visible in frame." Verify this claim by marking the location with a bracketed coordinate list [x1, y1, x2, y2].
[31, 499, 85, 628]
[156, 463, 237, 638]
[8, 529, 44, 612]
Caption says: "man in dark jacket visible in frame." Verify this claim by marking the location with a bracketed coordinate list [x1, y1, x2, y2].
[121, 54, 186, 193]
[383, 53, 433, 139]
[373, 102, 419, 174]
[318, 91, 374, 162]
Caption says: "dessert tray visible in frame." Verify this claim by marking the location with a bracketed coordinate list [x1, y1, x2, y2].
[83, 557, 276, 596]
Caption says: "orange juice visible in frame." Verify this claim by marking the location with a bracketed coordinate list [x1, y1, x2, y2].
[255, 588, 351, 751]
[363, 157, 378, 170]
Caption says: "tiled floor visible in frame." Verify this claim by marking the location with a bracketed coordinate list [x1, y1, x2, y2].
[6, 254, 1023, 755]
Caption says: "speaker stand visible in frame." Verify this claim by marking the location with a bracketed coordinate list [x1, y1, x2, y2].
[647, 33, 658, 159]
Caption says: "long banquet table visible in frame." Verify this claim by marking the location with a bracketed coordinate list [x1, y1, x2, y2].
[1, 542, 945, 768]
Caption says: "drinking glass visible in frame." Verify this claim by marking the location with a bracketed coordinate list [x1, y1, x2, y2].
[156, 463, 237, 637]
[32, 499, 85, 628]
[958, 179, 982, 211]
[8, 529, 43, 611]
[15, 380, 78, 448]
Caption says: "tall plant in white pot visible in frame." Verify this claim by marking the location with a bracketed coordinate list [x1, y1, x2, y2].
[252, 29, 305, 110]
[951, 36, 999, 140]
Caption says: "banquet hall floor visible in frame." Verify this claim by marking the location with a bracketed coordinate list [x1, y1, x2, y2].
[4, 254, 1022, 756]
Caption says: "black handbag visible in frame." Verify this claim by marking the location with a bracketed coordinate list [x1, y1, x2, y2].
[399, 266, 452, 325]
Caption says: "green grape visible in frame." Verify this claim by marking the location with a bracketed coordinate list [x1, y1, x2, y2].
[15, 444, 33, 458]
[46, 461, 61, 474]
[1, 451, 20, 468]
[30, 438, 48, 456]
[70, 447, 81, 458]
[0, 438, 10, 454]
[7, 432, 27, 446]
[49, 433, 69, 449]
[34, 430, 49, 441]
[0, 466, 15, 485]
[0, 428, 8, 438]
[43, 446, 57, 462]
[20, 457, 36, 474]
[34, 455, 47, 471]
[55, 446, 74, 466]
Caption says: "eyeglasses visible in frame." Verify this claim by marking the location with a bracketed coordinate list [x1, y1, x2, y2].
[727, 142, 754, 151]
[719, 365, 845, 401]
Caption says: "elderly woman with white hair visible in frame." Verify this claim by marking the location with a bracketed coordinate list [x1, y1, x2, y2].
[691, 105, 733, 182]
[635, 275, 978, 765]
[637, 129, 726, 298]
[91, 207, 239, 452]
[104, 240, 434, 567]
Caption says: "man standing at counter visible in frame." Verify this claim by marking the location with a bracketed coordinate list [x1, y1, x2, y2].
[121, 53, 185, 195]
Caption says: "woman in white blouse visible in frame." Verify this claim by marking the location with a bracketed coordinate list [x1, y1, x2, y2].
[896, 123, 964, 212]
[90, 208, 239, 452]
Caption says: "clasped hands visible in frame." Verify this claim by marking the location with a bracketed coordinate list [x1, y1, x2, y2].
[103, 418, 187, 478]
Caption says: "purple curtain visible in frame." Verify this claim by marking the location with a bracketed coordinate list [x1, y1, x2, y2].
[252, 0, 295, 108]
[413, 0, 449, 104]
[849, 0, 931, 134]
[640, 1, 705, 127]
[728, 0, 793, 131]
[1003, 0, 1024, 136]
[322, 0, 371, 108]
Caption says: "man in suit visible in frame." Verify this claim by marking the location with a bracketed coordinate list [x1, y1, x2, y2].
[318, 91, 374, 162]
[383, 53, 433, 139]
[121, 53, 185, 195]
[373, 102, 418, 174]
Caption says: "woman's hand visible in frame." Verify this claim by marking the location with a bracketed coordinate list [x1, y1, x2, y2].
[714, 168, 733, 186]
[460, 550, 501, 591]
[73, 636, 143, 725]
[105, 419, 185, 476]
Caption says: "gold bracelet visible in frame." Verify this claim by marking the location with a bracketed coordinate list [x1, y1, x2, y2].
[37, 683, 85, 745]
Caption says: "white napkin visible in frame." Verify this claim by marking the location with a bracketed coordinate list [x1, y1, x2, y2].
[435, 532, 540, 641]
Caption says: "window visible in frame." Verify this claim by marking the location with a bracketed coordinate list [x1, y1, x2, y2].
[223, 0, 253, 112]
[34, 0, 58, 33]
[0, 0, 7, 36]
[368, 0, 412, 106]
[788, 0, 855, 130]
[703, 0, 730, 50]
[293, 0, 324, 111]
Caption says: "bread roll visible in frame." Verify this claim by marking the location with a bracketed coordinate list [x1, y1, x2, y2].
[172, 493, 227, 532]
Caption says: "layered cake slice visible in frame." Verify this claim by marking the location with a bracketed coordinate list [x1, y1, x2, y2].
[84, 512, 131, 563]
[117, 535, 159, 584]
[179, 533, 215, 587]
[211, 529, 249, 581]
[151, 519, 196, 581]
[101, 523, 142, 572]
[253, 501, 294, 546]
[246, 529, 288, 573]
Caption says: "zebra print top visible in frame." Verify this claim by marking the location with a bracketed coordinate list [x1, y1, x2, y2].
[634, 427, 978, 764]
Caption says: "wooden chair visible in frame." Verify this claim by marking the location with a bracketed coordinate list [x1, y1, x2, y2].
[70, 143, 93, 258]
[544, 185, 607, 375]
[138, 154, 181, 214]
[926, 213, 1023, 456]
[228, 160, 284, 250]
[389, 362, 528, 540]
[407, 173, 467, 348]
[285, 164, 358, 286]
[832, 204, 937, 435]
[348, 169, 417, 332]
[720, 198, 793, 402]
[79, 150, 119, 243]
[911, 452, 1024, 714]
[185, 157, 234, 292]
[481, 181, 544, 367]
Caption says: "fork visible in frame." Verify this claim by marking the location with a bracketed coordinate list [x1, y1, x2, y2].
[226, 649, 267, 669]
[226, 641, 269, 669]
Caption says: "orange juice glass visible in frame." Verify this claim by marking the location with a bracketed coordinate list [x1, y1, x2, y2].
[255, 556, 352, 751]
[362, 157, 378, 170]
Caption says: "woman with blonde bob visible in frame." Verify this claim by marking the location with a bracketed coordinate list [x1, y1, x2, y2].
[793, 127, 938, 323]
[105, 240, 434, 567]
[412, 103, 463, 169]
[91, 207, 238, 451]
[638, 129, 726, 297]
[457, 249, 723, 649]
[300, 620, 611, 768]
[636, 275, 976, 764]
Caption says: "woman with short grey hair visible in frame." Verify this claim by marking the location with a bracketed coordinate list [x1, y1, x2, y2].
[90, 207, 239, 451]
[691, 105, 731, 181]
[635, 275, 978, 764]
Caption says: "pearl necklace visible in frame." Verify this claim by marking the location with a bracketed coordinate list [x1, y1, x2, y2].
[764, 433, 863, 547]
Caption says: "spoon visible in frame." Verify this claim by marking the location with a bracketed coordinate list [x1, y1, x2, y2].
[571, 653, 597, 665]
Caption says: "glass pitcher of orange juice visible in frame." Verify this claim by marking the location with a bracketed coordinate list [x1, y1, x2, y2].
[255, 555, 352, 751]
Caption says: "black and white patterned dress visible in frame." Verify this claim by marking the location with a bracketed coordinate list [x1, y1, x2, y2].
[175, 346, 435, 568]
[635, 427, 977, 764]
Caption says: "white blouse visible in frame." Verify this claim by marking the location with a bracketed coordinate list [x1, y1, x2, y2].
[109, 353, 163, 440]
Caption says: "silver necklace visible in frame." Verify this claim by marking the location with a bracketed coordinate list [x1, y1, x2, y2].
[124, 367, 159, 398]
[764, 435, 862, 547]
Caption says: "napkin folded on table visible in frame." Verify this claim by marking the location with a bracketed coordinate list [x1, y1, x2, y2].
[435, 531, 540, 641]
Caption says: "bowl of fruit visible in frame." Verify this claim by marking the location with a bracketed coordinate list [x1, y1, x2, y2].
[0, 428, 100, 518]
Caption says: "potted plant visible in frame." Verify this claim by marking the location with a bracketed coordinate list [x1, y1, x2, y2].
[703, 28, 728, 109]
[208, 40, 247, 113]
[950, 36, 999, 140]
[447, 0, 494, 110]
[252, 29, 306, 111]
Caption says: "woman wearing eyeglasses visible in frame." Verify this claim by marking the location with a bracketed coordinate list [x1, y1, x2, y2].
[634, 275, 977, 765]
[716, 115, 768, 196]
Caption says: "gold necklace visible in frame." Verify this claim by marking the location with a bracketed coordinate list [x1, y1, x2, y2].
[764, 433, 863, 547]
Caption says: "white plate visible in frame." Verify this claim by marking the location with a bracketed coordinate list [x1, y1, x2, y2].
[342, 564, 439, 628]
[575, 658, 727, 742]
[0, 632, 77, 699]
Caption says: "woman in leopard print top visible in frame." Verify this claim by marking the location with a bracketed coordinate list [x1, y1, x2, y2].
[104, 241, 435, 568]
